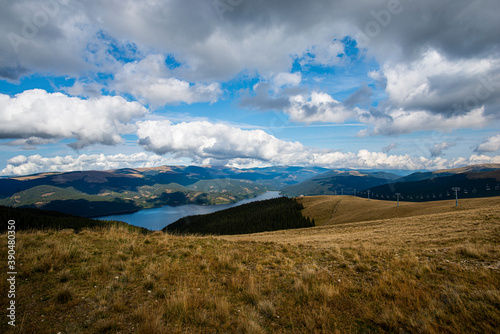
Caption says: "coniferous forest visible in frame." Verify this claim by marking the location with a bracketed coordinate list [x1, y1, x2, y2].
[164, 197, 314, 235]
[0, 205, 148, 234]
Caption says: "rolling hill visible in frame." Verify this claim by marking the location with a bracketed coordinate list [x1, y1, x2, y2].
[294, 194, 500, 227]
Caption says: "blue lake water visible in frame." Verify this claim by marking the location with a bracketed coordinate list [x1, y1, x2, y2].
[97, 191, 281, 230]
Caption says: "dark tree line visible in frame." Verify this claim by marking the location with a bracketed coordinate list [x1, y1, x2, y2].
[360, 174, 500, 202]
[164, 197, 314, 235]
[0, 205, 148, 234]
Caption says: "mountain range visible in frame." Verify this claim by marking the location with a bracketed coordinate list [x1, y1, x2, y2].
[358, 164, 500, 201]
[282, 164, 500, 201]
[1, 163, 499, 217]
[0, 165, 328, 217]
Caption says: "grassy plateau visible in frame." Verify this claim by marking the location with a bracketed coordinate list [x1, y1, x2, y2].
[1, 196, 499, 333]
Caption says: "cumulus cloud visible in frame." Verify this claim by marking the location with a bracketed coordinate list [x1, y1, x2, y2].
[240, 74, 364, 126]
[112, 55, 222, 107]
[475, 134, 500, 153]
[0, 152, 178, 176]
[4, 139, 500, 176]
[285, 92, 360, 124]
[134, 119, 499, 171]
[0, 89, 147, 149]
[467, 154, 500, 165]
[378, 50, 500, 116]
[360, 107, 491, 136]
[136, 120, 309, 165]
[271, 72, 302, 91]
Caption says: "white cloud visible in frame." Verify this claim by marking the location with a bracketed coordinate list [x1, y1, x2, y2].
[271, 72, 302, 91]
[285, 92, 359, 124]
[0, 89, 147, 149]
[135, 119, 499, 171]
[112, 55, 222, 107]
[0, 152, 181, 176]
[360, 107, 491, 136]
[476, 134, 500, 152]
[468, 154, 500, 165]
[136, 120, 309, 165]
[380, 49, 500, 115]
[4, 142, 500, 176]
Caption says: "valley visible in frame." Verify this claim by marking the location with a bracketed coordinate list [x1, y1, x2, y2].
[0, 166, 327, 217]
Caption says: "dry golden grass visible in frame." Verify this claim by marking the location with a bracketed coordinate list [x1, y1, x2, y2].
[1, 197, 499, 333]
[297, 194, 500, 226]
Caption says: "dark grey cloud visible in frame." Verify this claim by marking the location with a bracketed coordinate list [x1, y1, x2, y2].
[2, 0, 499, 81]
[0, 0, 93, 78]
[354, 0, 500, 63]
[0, 64, 29, 81]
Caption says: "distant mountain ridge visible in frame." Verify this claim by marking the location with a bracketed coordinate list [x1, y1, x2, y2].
[281, 164, 500, 200]
[0, 165, 329, 217]
[359, 164, 500, 201]
[281, 169, 401, 197]
[2, 163, 498, 217]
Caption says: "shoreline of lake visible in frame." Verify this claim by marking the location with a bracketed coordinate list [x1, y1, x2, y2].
[97, 191, 282, 230]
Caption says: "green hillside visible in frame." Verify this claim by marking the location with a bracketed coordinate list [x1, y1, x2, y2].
[164, 197, 314, 235]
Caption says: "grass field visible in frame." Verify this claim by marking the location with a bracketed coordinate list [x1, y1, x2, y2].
[1, 196, 499, 333]
[296, 195, 500, 226]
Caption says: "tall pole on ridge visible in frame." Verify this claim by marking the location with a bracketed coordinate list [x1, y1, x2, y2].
[395, 193, 400, 207]
[451, 187, 460, 207]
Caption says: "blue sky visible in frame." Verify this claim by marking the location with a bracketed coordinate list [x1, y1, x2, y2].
[1, 0, 500, 176]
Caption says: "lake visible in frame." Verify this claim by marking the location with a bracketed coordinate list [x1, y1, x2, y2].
[97, 191, 281, 230]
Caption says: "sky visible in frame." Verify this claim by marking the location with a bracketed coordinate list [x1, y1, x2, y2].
[1, 0, 500, 176]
